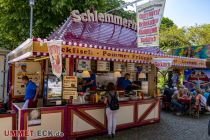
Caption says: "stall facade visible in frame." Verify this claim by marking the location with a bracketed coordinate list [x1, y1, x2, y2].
[4, 12, 207, 140]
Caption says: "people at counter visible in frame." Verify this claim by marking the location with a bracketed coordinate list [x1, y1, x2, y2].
[104, 82, 119, 138]
[82, 71, 97, 91]
[22, 76, 39, 109]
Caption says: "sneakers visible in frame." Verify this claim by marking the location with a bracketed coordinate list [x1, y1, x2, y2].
[107, 134, 115, 139]
[112, 134, 115, 138]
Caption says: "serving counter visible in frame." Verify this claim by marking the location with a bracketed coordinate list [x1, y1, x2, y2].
[12, 98, 160, 140]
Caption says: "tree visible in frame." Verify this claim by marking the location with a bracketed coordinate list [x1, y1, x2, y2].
[186, 24, 210, 46]
[0, 0, 135, 50]
[160, 17, 174, 30]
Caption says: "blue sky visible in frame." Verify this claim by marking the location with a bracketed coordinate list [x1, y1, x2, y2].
[124, 0, 210, 27]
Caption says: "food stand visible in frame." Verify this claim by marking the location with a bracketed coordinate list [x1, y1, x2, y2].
[4, 12, 206, 140]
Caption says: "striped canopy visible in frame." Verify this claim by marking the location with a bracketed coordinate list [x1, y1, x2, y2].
[48, 17, 163, 54]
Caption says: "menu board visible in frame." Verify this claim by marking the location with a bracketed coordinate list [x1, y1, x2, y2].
[14, 62, 42, 96]
[77, 59, 91, 71]
[47, 75, 62, 100]
[114, 62, 126, 72]
[97, 61, 110, 72]
[62, 76, 78, 99]
[127, 63, 136, 72]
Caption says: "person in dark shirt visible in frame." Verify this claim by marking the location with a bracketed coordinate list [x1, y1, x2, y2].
[117, 73, 132, 90]
[22, 76, 39, 109]
[82, 71, 97, 91]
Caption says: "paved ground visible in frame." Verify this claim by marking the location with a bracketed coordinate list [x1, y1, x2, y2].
[80, 111, 210, 140]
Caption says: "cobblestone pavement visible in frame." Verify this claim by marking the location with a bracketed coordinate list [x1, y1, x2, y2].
[80, 111, 210, 140]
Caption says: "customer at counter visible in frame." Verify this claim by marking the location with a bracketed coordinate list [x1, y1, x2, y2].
[22, 76, 39, 109]
[82, 71, 97, 91]
[104, 82, 119, 138]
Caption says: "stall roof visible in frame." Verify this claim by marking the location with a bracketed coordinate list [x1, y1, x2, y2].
[48, 17, 163, 54]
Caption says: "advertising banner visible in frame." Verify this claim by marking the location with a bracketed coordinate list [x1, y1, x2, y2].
[48, 40, 62, 78]
[14, 62, 41, 96]
[152, 58, 173, 70]
[184, 69, 210, 90]
[137, 0, 166, 47]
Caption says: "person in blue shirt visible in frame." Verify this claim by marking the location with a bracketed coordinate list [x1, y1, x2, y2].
[117, 73, 132, 90]
[82, 71, 97, 91]
[22, 76, 39, 109]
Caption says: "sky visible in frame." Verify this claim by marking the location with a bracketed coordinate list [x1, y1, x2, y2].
[124, 0, 210, 27]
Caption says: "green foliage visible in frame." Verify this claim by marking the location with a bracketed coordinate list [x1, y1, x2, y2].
[160, 18, 210, 51]
[157, 70, 168, 89]
[0, 0, 135, 50]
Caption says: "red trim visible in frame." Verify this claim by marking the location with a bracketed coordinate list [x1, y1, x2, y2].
[138, 101, 156, 122]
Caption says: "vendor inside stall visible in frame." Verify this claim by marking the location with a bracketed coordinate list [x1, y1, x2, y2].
[81, 71, 97, 91]
[117, 73, 140, 91]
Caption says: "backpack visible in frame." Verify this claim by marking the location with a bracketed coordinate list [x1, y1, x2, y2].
[108, 92, 119, 111]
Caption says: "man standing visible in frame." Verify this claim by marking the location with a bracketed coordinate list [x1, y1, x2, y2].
[22, 76, 39, 109]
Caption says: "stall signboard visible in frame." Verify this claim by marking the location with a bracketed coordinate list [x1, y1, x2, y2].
[14, 62, 41, 96]
[28, 108, 41, 126]
[33, 42, 207, 68]
[152, 58, 173, 70]
[77, 59, 91, 71]
[63, 76, 78, 99]
[137, 0, 166, 47]
[184, 69, 210, 90]
[97, 61, 110, 72]
[48, 40, 62, 78]
[114, 62, 126, 72]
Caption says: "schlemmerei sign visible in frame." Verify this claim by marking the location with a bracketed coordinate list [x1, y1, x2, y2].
[137, 0, 166, 47]
[71, 10, 137, 31]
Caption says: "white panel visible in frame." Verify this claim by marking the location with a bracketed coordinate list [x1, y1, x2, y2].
[73, 114, 95, 132]
[144, 107, 155, 120]
[0, 117, 13, 140]
[116, 105, 134, 125]
[84, 109, 105, 125]
[154, 102, 159, 119]
[138, 103, 151, 119]
[27, 112, 62, 140]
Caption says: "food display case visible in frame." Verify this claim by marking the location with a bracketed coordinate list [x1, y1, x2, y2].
[43, 74, 63, 106]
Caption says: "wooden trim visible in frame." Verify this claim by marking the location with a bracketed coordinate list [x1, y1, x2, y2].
[79, 107, 106, 129]
[138, 100, 158, 122]
[69, 110, 99, 136]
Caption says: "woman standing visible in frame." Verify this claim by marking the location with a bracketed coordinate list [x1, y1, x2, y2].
[104, 82, 119, 138]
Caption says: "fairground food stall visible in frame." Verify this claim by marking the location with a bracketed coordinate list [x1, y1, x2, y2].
[2, 12, 206, 140]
